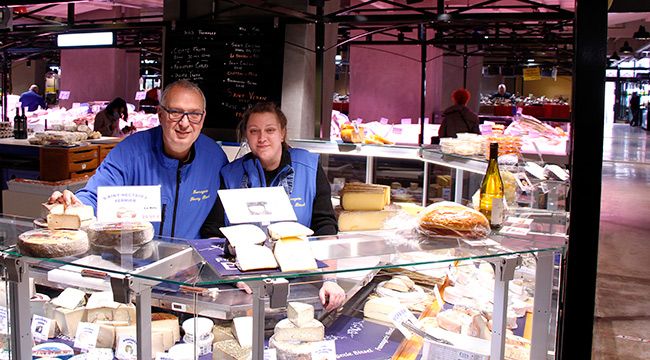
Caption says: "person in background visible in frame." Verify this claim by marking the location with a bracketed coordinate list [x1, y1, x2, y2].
[93, 97, 129, 137]
[439, 88, 481, 138]
[203, 102, 345, 310]
[490, 83, 512, 99]
[19, 84, 47, 111]
[140, 88, 160, 114]
[48, 80, 229, 240]
[629, 91, 641, 127]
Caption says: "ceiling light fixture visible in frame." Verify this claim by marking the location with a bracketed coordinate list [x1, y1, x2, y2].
[620, 41, 633, 54]
[57, 32, 114, 47]
[633, 25, 650, 40]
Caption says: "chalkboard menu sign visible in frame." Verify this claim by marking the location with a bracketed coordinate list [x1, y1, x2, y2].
[164, 22, 285, 141]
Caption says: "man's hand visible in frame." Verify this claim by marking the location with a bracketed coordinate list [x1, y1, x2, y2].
[48, 190, 82, 207]
[236, 281, 253, 294]
[319, 281, 346, 311]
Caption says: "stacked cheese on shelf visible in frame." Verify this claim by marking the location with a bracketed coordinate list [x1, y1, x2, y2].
[18, 228, 89, 258]
[338, 182, 398, 232]
[212, 317, 252, 360]
[43, 288, 87, 339]
[269, 302, 325, 360]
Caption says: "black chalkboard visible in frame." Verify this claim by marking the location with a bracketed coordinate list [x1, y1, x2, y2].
[164, 22, 285, 141]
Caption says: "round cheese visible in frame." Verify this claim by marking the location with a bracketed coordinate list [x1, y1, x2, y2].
[269, 335, 313, 360]
[87, 221, 154, 247]
[18, 229, 89, 258]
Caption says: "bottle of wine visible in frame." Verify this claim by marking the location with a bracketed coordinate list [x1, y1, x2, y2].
[13, 107, 20, 138]
[479, 142, 505, 228]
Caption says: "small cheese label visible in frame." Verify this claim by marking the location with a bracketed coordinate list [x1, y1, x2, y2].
[264, 348, 278, 360]
[311, 340, 336, 360]
[155, 353, 175, 360]
[31, 314, 52, 342]
[389, 307, 419, 339]
[506, 216, 534, 226]
[500, 226, 530, 236]
[0, 306, 8, 335]
[59, 90, 70, 100]
[135, 91, 146, 100]
[74, 322, 100, 351]
[115, 335, 137, 360]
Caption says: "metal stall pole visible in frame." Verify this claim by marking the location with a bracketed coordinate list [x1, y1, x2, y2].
[418, 24, 426, 145]
[1, 52, 8, 122]
[530, 251, 556, 359]
[422, 161, 429, 206]
[111, 275, 152, 360]
[557, 0, 607, 358]
[454, 168, 464, 202]
[1, 255, 32, 359]
[314, 1, 325, 139]
[251, 281, 266, 360]
[489, 256, 521, 360]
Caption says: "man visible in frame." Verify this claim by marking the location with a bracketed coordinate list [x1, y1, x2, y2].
[491, 83, 512, 99]
[49, 80, 229, 239]
[629, 91, 640, 127]
[19, 84, 47, 111]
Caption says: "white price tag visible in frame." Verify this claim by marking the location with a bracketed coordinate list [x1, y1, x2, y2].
[59, 91, 70, 100]
[433, 284, 444, 307]
[97, 185, 162, 222]
[115, 335, 137, 360]
[462, 238, 500, 247]
[264, 348, 278, 360]
[218, 187, 297, 224]
[31, 315, 52, 342]
[505, 217, 534, 226]
[87, 348, 114, 359]
[310, 340, 336, 360]
[380, 117, 389, 125]
[135, 91, 146, 100]
[0, 306, 8, 335]
[500, 226, 530, 236]
[74, 322, 100, 351]
[155, 353, 175, 360]
[389, 307, 419, 338]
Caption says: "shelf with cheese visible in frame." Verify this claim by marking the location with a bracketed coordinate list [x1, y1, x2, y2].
[0, 211, 565, 360]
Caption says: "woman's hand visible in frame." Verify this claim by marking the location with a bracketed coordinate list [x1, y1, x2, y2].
[319, 281, 346, 311]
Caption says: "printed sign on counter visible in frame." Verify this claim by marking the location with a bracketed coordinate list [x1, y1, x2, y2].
[311, 340, 336, 360]
[0, 306, 7, 334]
[97, 185, 162, 222]
[135, 91, 146, 100]
[59, 90, 70, 100]
[218, 186, 297, 224]
[31, 314, 52, 342]
[115, 335, 137, 360]
[74, 322, 100, 351]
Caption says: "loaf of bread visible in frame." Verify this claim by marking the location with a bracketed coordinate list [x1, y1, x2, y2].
[417, 201, 490, 239]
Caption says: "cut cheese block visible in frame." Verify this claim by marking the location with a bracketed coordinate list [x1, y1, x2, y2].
[53, 306, 86, 337]
[436, 310, 472, 334]
[97, 323, 116, 348]
[273, 239, 317, 272]
[51, 288, 86, 310]
[287, 302, 314, 327]
[337, 209, 399, 231]
[18, 229, 89, 258]
[341, 190, 386, 211]
[340, 183, 390, 209]
[87, 307, 114, 323]
[236, 245, 278, 271]
[46, 204, 95, 230]
[384, 278, 411, 292]
[232, 316, 253, 349]
[269, 335, 313, 360]
[86, 291, 119, 310]
[363, 297, 402, 324]
[267, 222, 314, 240]
[213, 324, 235, 342]
[220, 224, 267, 247]
[393, 275, 415, 289]
[152, 314, 181, 343]
[87, 221, 154, 247]
[213, 339, 252, 360]
[273, 318, 324, 342]
[113, 303, 136, 324]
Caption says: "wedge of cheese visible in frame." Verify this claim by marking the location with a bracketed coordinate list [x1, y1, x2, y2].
[53, 306, 86, 337]
[46, 204, 95, 230]
[213, 339, 252, 360]
[231, 316, 253, 349]
[363, 297, 402, 324]
[337, 209, 399, 231]
[273, 239, 317, 272]
[267, 221, 313, 240]
[236, 245, 278, 271]
[287, 302, 314, 327]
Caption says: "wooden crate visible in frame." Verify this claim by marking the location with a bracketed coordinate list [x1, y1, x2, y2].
[40, 145, 99, 181]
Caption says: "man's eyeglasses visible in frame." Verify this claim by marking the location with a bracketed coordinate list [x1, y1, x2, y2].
[160, 105, 205, 124]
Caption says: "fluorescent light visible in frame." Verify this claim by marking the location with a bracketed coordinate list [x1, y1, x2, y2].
[57, 32, 114, 47]
[335, 54, 342, 61]
[527, 58, 535, 62]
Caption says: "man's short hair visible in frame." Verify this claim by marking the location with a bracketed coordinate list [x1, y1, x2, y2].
[29, 84, 39, 92]
[160, 80, 206, 110]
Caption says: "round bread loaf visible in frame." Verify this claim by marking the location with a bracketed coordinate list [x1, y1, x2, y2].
[18, 229, 89, 258]
[417, 201, 490, 239]
[87, 221, 154, 247]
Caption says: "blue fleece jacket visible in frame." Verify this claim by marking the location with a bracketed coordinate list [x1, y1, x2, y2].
[76, 126, 228, 239]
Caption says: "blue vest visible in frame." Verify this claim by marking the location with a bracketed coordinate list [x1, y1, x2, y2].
[221, 148, 319, 228]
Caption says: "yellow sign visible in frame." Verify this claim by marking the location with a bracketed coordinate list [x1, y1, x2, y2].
[523, 67, 541, 81]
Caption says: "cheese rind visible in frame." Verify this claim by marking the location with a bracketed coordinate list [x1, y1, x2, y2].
[213, 339, 252, 360]
[337, 209, 398, 231]
[341, 191, 386, 211]
[269, 335, 313, 360]
[18, 229, 89, 258]
[267, 222, 314, 240]
[273, 318, 324, 342]
[287, 302, 314, 327]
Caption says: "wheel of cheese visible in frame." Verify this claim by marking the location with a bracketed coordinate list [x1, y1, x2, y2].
[269, 335, 313, 360]
[87, 221, 154, 247]
[18, 229, 89, 258]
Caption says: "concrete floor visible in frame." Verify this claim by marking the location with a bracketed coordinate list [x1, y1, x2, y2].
[592, 124, 650, 359]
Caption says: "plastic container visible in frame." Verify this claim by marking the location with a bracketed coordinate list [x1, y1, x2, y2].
[182, 317, 214, 340]
[182, 333, 214, 355]
[167, 343, 200, 360]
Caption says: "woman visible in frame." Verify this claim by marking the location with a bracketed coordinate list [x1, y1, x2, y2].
[214, 102, 344, 310]
[94, 97, 128, 137]
[439, 88, 480, 138]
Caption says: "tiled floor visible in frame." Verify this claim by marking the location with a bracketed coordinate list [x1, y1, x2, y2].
[592, 124, 650, 359]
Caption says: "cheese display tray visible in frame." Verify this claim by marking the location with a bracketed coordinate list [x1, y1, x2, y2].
[190, 238, 328, 277]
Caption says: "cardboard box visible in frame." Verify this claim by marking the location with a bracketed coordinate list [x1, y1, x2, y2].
[2, 190, 47, 218]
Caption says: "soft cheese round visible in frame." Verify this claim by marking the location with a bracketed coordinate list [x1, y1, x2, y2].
[269, 335, 313, 360]
[87, 221, 154, 247]
[18, 229, 89, 258]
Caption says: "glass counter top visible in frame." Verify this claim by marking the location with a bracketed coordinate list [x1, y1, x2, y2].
[0, 212, 567, 290]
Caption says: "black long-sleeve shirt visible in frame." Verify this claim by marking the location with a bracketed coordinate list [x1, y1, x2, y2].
[200, 149, 337, 238]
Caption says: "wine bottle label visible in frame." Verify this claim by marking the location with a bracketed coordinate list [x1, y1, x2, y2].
[491, 198, 504, 226]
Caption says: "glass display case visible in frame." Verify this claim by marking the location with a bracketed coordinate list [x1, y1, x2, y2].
[0, 211, 566, 360]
